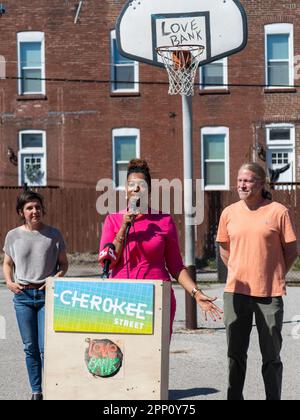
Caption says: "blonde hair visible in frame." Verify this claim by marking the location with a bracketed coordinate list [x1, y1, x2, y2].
[239, 162, 272, 200]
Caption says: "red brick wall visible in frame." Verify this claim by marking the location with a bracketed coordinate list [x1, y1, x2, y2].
[0, 1, 299, 214]
[1, 0, 299, 188]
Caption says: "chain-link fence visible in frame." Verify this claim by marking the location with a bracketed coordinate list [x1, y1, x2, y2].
[198, 188, 300, 285]
[0, 187, 299, 285]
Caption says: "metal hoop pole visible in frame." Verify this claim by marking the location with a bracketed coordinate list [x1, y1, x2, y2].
[182, 94, 197, 330]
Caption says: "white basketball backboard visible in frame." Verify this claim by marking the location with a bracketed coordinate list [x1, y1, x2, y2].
[116, 0, 248, 67]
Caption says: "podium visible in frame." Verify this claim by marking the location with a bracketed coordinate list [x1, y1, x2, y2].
[44, 278, 171, 400]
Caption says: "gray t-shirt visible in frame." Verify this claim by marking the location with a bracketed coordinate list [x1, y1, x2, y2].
[3, 225, 66, 285]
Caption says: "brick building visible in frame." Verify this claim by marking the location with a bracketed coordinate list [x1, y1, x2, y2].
[0, 0, 299, 190]
[0, 1, 299, 255]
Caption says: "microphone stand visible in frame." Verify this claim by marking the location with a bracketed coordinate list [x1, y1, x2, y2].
[125, 222, 131, 239]
[101, 260, 111, 279]
[124, 221, 132, 279]
[101, 269, 110, 279]
[100, 243, 116, 279]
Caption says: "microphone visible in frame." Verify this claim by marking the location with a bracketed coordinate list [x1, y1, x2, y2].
[125, 196, 140, 238]
[98, 243, 117, 278]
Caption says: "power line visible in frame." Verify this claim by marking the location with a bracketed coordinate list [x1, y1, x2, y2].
[2, 59, 300, 70]
[1, 75, 300, 89]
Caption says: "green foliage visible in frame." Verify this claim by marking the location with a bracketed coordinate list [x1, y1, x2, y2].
[292, 257, 300, 271]
[196, 257, 217, 271]
[207, 258, 217, 270]
[25, 164, 44, 184]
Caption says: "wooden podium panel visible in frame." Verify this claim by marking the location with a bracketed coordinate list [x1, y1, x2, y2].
[44, 278, 170, 400]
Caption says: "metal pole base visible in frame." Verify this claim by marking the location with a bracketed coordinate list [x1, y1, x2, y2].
[185, 265, 197, 329]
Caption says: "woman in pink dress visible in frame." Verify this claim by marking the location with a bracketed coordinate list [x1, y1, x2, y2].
[100, 159, 222, 333]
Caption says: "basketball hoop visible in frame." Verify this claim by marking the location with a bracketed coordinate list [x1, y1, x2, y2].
[156, 45, 204, 96]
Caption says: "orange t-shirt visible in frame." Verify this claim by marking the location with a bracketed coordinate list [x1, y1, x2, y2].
[216, 200, 297, 297]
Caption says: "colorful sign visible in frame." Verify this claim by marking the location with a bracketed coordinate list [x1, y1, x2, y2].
[85, 339, 123, 378]
[53, 281, 154, 334]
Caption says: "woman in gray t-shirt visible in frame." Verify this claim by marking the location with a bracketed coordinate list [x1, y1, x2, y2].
[3, 190, 68, 400]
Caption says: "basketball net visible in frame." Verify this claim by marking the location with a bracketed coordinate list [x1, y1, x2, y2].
[156, 45, 204, 96]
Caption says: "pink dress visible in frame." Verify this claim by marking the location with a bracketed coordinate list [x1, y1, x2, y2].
[100, 210, 185, 334]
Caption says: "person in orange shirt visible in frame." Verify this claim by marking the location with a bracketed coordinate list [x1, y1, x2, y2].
[217, 162, 297, 400]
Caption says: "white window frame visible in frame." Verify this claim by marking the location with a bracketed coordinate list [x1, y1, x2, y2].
[18, 130, 47, 186]
[266, 123, 295, 183]
[199, 58, 228, 90]
[265, 23, 294, 88]
[201, 127, 229, 191]
[17, 31, 45, 95]
[112, 128, 140, 190]
[266, 123, 295, 146]
[110, 30, 139, 93]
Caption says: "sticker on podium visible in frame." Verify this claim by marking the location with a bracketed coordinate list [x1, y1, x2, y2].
[53, 280, 154, 334]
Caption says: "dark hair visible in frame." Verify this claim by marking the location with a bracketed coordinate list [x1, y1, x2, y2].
[16, 190, 46, 222]
[240, 162, 272, 200]
[127, 159, 151, 191]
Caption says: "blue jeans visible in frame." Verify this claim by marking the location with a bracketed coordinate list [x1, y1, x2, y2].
[13, 289, 45, 393]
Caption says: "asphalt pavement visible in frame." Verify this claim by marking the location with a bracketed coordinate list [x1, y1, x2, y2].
[1, 280, 300, 400]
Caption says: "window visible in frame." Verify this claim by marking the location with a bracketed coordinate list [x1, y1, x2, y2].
[266, 124, 294, 146]
[266, 124, 295, 189]
[110, 31, 139, 93]
[271, 151, 289, 165]
[112, 128, 140, 189]
[200, 58, 228, 90]
[18, 131, 46, 186]
[201, 127, 229, 190]
[17, 32, 45, 94]
[265, 24, 294, 87]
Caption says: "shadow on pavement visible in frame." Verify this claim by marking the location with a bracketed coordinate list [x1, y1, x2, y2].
[169, 387, 219, 399]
